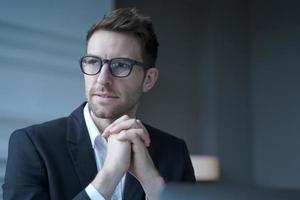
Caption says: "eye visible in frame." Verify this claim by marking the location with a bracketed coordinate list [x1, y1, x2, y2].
[111, 62, 131, 69]
[83, 57, 100, 65]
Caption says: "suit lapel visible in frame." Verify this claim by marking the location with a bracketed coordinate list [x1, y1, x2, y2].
[66, 103, 98, 189]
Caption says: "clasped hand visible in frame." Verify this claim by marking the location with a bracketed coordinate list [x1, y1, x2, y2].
[93, 115, 164, 200]
[102, 115, 156, 183]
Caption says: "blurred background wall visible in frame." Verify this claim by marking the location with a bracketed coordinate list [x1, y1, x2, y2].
[0, 0, 112, 197]
[118, 0, 300, 189]
[1, 0, 300, 198]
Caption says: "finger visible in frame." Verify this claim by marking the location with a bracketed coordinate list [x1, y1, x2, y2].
[117, 130, 144, 152]
[109, 119, 138, 133]
[135, 120, 151, 147]
[117, 129, 150, 147]
[107, 115, 130, 131]
[102, 115, 130, 137]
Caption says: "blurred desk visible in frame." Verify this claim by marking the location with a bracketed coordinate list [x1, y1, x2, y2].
[160, 182, 300, 200]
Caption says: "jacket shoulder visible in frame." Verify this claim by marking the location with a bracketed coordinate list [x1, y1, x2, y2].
[11, 117, 69, 145]
[145, 124, 186, 146]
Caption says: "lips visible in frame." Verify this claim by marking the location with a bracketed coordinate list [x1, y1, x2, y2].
[93, 92, 119, 99]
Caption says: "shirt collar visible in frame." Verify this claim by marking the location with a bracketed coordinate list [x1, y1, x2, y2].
[83, 103, 105, 149]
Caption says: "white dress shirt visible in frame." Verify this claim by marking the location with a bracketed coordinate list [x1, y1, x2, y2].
[83, 103, 126, 200]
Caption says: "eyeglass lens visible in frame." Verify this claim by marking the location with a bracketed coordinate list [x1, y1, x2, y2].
[81, 56, 132, 77]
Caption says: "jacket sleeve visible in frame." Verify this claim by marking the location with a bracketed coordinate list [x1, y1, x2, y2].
[2, 130, 91, 200]
[3, 130, 51, 199]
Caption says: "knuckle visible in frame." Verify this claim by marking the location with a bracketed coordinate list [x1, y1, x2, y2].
[123, 115, 130, 119]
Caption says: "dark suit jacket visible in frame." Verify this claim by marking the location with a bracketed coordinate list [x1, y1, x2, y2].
[3, 103, 195, 200]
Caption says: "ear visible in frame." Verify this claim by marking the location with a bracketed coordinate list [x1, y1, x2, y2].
[142, 68, 159, 93]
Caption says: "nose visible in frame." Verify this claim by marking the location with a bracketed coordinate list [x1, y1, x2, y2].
[96, 63, 113, 85]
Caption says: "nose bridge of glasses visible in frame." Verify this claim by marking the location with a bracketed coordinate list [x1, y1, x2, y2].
[97, 59, 113, 81]
[100, 59, 113, 75]
[101, 58, 111, 66]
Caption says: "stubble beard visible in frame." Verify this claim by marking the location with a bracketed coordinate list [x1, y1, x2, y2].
[86, 80, 143, 121]
[88, 95, 139, 120]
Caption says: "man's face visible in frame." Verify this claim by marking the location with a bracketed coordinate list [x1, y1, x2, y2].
[84, 30, 157, 119]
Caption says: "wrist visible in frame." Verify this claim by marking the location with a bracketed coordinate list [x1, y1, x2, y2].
[139, 167, 161, 184]
[140, 171, 165, 200]
[92, 168, 125, 199]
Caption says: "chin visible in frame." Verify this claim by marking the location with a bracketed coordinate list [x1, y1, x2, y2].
[88, 99, 138, 120]
[89, 104, 120, 119]
[96, 112, 119, 119]
[91, 108, 115, 119]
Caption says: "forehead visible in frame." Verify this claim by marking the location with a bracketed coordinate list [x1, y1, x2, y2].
[87, 30, 142, 60]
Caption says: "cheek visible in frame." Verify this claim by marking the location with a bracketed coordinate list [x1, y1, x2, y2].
[122, 81, 143, 101]
[84, 76, 94, 99]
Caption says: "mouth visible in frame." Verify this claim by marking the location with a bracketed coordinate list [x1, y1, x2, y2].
[92, 93, 119, 100]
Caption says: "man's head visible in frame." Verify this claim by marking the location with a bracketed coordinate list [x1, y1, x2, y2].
[86, 7, 159, 67]
[81, 8, 159, 120]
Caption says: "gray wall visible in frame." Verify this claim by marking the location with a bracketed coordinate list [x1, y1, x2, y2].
[116, 0, 300, 189]
[251, 0, 300, 189]
[0, 0, 112, 197]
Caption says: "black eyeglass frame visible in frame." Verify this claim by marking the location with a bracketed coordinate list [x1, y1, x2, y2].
[79, 55, 152, 78]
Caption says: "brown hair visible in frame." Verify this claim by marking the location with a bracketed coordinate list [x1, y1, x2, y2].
[86, 7, 159, 67]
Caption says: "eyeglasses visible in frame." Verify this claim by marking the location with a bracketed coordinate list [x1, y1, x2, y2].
[80, 55, 151, 77]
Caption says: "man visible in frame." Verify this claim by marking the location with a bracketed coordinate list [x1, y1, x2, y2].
[3, 7, 195, 200]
